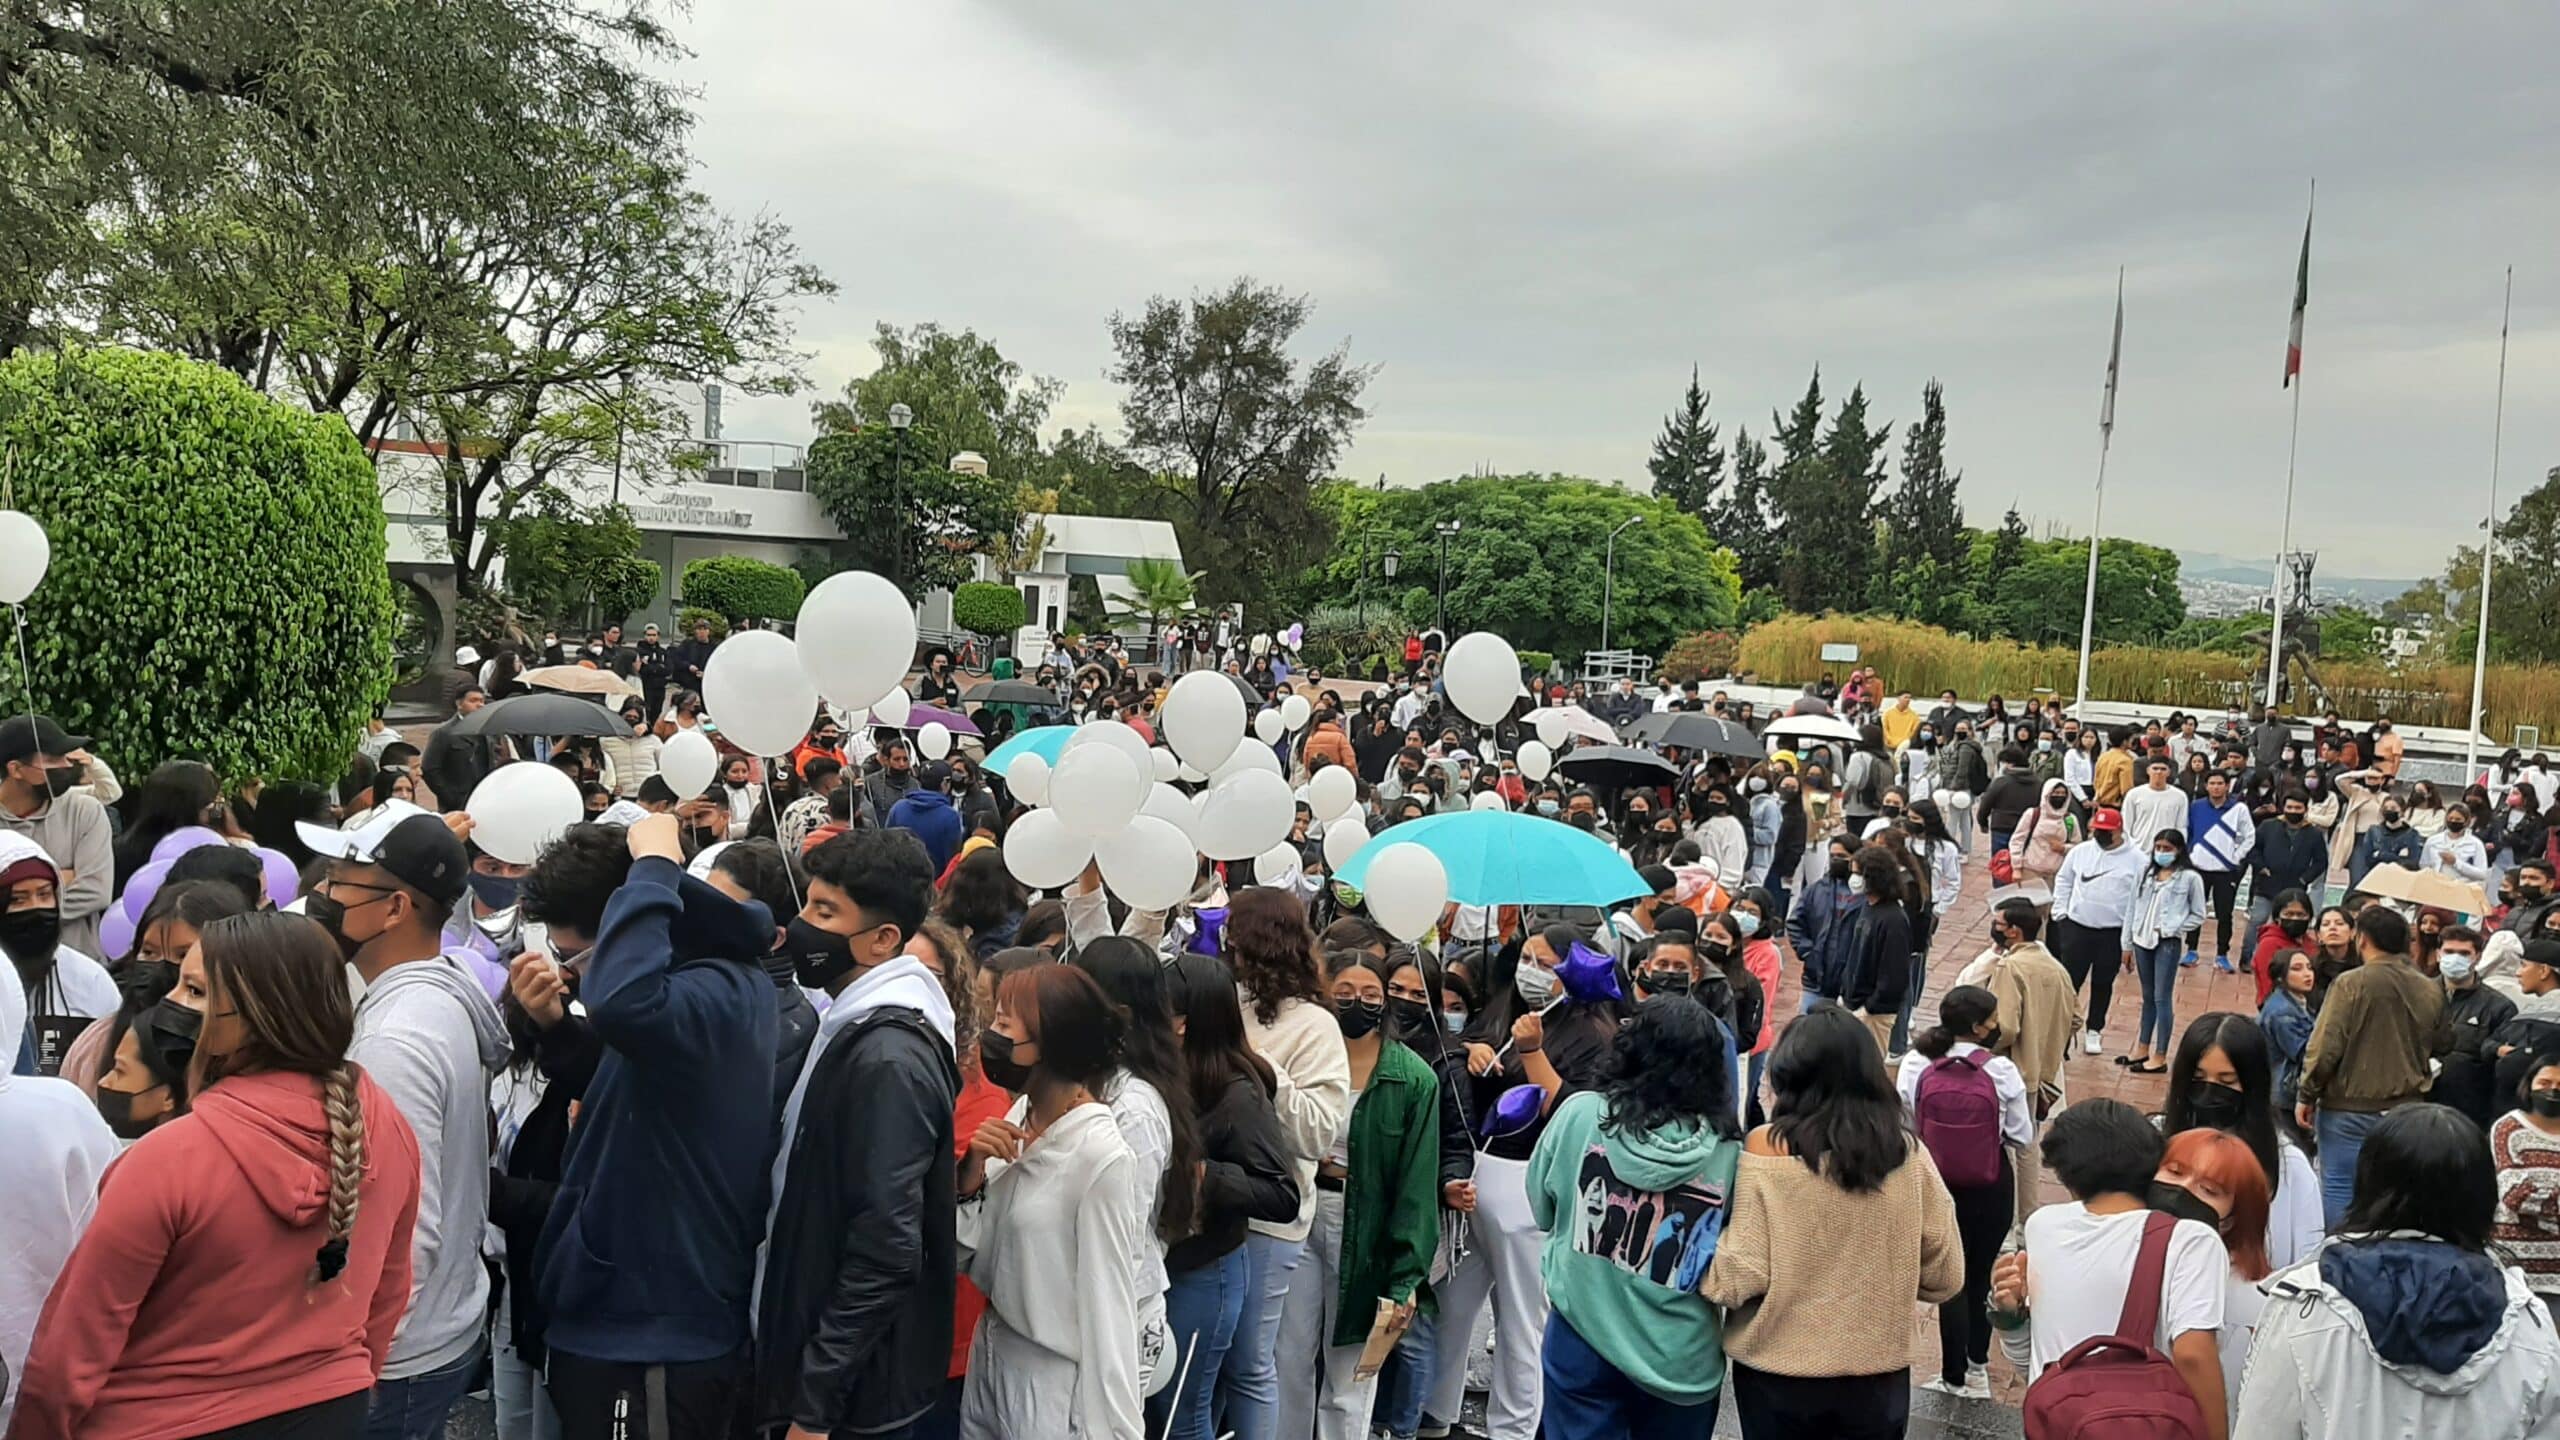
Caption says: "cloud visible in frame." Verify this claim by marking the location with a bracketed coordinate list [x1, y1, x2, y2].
[681, 1, 2560, 577]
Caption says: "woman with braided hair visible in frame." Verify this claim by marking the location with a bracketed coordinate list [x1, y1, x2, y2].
[8, 911, 424, 1439]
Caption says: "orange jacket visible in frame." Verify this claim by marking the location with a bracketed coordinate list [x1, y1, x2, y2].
[1301, 721, 1357, 775]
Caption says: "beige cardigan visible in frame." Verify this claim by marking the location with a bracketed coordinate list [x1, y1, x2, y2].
[1241, 991, 1351, 1244]
[1701, 1141, 1964, 1377]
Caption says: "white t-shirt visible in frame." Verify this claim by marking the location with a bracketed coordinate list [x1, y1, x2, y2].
[2017, 1204, 2228, 1379]
[2216, 1266, 2267, 1423]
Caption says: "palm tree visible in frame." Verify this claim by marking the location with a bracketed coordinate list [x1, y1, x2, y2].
[1106, 557, 1204, 660]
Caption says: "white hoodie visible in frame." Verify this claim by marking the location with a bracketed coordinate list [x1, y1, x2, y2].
[0, 969, 121, 1426]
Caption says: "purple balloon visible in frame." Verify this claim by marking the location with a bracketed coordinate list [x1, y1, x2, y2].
[1556, 939, 1624, 1006]
[99, 906, 136, 962]
[1482, 1083, 1546, 1140]
[252, 846, 300, 907]
[149, 826, 226, 867]
[105, 857, 177, 960]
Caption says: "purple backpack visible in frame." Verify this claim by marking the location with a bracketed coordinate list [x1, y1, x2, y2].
[1915, 1049, 2003, 1187]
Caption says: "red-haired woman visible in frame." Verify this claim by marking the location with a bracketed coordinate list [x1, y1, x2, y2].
[2154, 1126, 2271, 1427]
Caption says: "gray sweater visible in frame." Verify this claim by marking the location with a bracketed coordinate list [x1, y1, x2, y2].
[0, 791, 113, 958]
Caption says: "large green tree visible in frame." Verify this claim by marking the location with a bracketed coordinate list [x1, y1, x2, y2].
[1992, 538, 2185, 645]
[811, 322, 1063, 483]
[1103, 278, 1373, 612]
[1706, 426, 1781, 592]
[1646, 366, 1723, 518]
[2439, 466, 2560, 664]
[1768, 375, 1888, 613]
[803, 422, 1021, 595]
[482, 493, 660, 631]
[1876, 380, 1966, 624]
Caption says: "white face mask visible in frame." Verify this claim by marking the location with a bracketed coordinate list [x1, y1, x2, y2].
[1733, 910, 1761, 937]
[1847, 873, 1869, 895]
[1515, 964, 1559, 1006]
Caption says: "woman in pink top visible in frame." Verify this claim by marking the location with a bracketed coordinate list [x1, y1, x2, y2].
[1731, 888, 1785, 1125]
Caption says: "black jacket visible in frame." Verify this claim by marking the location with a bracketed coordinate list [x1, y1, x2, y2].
[753, 1007, 959, 1437]
[2431, 983, 2519, 1127]
[487, 1010, 605, 1363]
[672, 636, 719, 693]
[1167, 1072, 1300, 1274]
[1980, 766, 2042, 835]
[1842, 901, 1916, 1016]
[423, 717, 495, 809]
[2249, 819, 2330, 900]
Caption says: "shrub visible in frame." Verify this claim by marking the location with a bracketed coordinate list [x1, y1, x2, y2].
[1518, 650, 1555, 677]
[0, 348, 396, 779]
[675, 607, 730, 644]
[1658, 630, 1740, 684]
[679, 555, 804, 624]
[953, 581, 1027, 639]
[1300, 604, 1402, 674]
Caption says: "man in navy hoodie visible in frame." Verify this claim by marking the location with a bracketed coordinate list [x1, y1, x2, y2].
[521, 813, 779, 1440]
[885, 761, 963, 873]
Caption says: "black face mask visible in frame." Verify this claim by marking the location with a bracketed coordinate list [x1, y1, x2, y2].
[2147, 1180, 2225, 1231]
[141, 996, 203, 1076]
[2532, 1091, 2560, 1119]
[684, 826, 724, 855]
[2185, 1079, 2247, 1131]
[95, 1086, 159, 1141]
[1829, 858, 1853, 882]
[1334, 998, 1385, 1041]
[468, 872, 521, 912]
[1989, 921, 2011, 950]
[1642, 970, 1692, 997]
[783, 916, 859, 990]
[0, 905, 61, 964]
[302, 891, 369, 963]
[2277, 915, 2309, 938]
[978, 1028, 1033, 1091]
[1388, 996, 1435, 1040]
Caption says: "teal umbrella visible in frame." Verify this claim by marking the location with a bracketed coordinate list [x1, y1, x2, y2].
[983, 724, 1074, 777]
[1329, 810, 1648, 906]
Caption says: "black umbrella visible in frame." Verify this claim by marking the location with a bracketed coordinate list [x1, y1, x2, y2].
[963, 679, 1059, 706]
[1628, 711, 1761, 758]
[1554, 745, 1680, 791]
[449, 691, 624, 739]
[1211, 670, 1265, 705]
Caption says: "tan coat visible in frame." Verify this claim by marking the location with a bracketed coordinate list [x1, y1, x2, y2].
[1957, 939, 2080, 1109]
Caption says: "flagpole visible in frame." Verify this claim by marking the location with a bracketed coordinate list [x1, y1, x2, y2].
[2267, 180, 2312, 715]
[2076, 269, 2124, 711]
[2465, 267, 2514, 780]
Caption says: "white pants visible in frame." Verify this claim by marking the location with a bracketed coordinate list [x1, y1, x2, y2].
[491, 1287, 560, 1440]
[1275, 1188, 1375, 1440]
[1424, 1153, 1548, 1440]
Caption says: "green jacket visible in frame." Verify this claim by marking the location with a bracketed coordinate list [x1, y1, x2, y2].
[1333, 1039, 1443, 1347]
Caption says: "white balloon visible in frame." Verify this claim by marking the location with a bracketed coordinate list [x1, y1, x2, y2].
[1140, 782, 1199, 844]
[1533, 709, 1572, 750]
[1161, 671, 1247, 771]
[1049, 743, 1146, 837]
[1003, 808, 1093, 889]
[1470, 790, 1507, 812]
[1065, 718, 1156, 776]
[1210, 738, 1282, 784]
[796, 571, 918, 709]
[1253, 708, 1286, 745]
[1176, 761, 1208, 784]
[916, 721, 952, 760]
[1444, 632, 1523, 725]
[1322, 811, 1371, 872]
[1095, 816, 1199, 911]
[1006, 751, 1052, 805]
[466, 763, 583, 865]
[1151, 747, 1180, 783]
[1279, 694, 1311, 731]
[1253, 842, 1304, 888]
[661, 729, 718, 798]
[1307, 766, 1357, 822]
[870, 686, 912, 729]
[1365, 842, 1451, 942]
[703, 630, 822, 757]
[1516, 739, 1554, 784]
[1193, 770, 1295, 861]
[0, 510, 50, 605]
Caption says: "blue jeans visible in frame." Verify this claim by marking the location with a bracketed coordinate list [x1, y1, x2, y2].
[1369, 1308, 1438, 1440]
[2316, 1108, 2385, 1228]
[1152, 1248, 1250, 1440]
[1541, 1311, 1718, 1440]
[1214, 1231, 1305, 1440]
[361, 1337, 483, 1440]
[2132, 938, 2183, 1054]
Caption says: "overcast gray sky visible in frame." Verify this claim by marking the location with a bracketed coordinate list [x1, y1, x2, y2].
[682, 2, 2558, 580]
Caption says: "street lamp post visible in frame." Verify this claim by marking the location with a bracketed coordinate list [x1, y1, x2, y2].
[887, 403, 913, 594]
[1433, 519, 1462, 635]
[1601, 515, 1644, 654]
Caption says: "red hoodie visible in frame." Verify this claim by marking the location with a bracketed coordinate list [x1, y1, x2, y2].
[9, 1069, 422, 1439]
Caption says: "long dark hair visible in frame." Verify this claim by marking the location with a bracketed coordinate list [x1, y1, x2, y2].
[2337, 1104, 2495, 1251]
[939, 846, 1026, 937]
[193, 912, 367, 1282]
[1602, 996, 1738, 1140]
[1766, 1003, 1913, 1192]
[2161, 1011, 2285, 1199]
[126, 760, 219, 857]
[1170, 953, 1275, 1103]
[1074, 937, 1201, 1245]
[1225, 885, 1324, 1025]
[1912, 984, 1996, 1061]
[2146, 827, 2193, 872]
[995, 964, 1125, 1093]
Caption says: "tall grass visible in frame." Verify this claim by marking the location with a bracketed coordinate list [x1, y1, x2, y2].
[1734, 614, 2560, 739]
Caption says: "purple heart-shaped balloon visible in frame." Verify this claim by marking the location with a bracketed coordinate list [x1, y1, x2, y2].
[1482, 1082, 1546, 1140]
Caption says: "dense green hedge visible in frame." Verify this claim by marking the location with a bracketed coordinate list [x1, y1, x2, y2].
[0, 348, 396, 779]
[952, 580, 1026, 639]
[679, 554, 805, 624]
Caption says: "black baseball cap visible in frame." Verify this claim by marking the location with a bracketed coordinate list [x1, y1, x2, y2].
[0, 715, 90, 767]
[297, 803, 469, 909]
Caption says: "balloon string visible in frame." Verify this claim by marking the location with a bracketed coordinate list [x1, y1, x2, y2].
[10, 603, 38, 738]
[761, 768, 804, 911]
[1488, 991, 1568, 1065]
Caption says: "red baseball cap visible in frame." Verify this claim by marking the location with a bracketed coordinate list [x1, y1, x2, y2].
[2091, 807, 2124, 833]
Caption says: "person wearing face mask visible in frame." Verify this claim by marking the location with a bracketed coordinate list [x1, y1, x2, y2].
[1603, 864, 1679, 962]
[1689, 785, 1749, 889]
[1693, 912, 1767, 1118]
[0, 963, 120, 1427]
[749, 828, 956, 1440]
[2248, 791, 2330, 929]
[2052, 808, 2145, 1058]
[1896, 986, 2033, 1401]
[68, 880, 242, 1125]
[1272, 951, 1440, 1440]
[2488, 942, 2560, 1103]
[2119, 829, 2206, 1074]
[2159, 1012, 2322, 1271]
[2248, 889, 2317, 1006]
[2145, 1127, 2273, 1423]
[1839, 844, 1919, 1058]
[600, 697, 663, 799]
[1787, 838, 1865, 1014]
[1729, 889, 1784, 1121]
[2296, 906, 2446, 1227]
[2503, 858, 2560, 942]
[2492, 1052, 2560, 1323]
[1741, 764, 1782, 887]
[0, 833, 117, 1078]
[0, 717, 113, 962]
[2431, 926, 2517, 1128]
[2424, 803, 2493, 886]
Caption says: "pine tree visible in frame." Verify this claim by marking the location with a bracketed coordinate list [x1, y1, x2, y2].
[1647, 366, 1724, 518]
[1985, 507, 2029, 590]
[1770, 373, 1888, 614]
[1708, 426, 1780, 591]
[1877, 380, 1967, 619]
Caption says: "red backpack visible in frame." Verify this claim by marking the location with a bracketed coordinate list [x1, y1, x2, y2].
[1914, 1049, 2003, 1188]
[2022, 1211, 2212, 1440]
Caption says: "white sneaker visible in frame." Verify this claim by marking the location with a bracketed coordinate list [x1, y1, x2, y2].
[1920, 1377, 1966, 1399]
[2082, 1029, 2102, 1055]
[1960, 1374, 1993, 1400]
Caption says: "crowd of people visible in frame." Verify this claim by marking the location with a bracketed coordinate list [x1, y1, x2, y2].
[7, 630, 2560, 1440]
